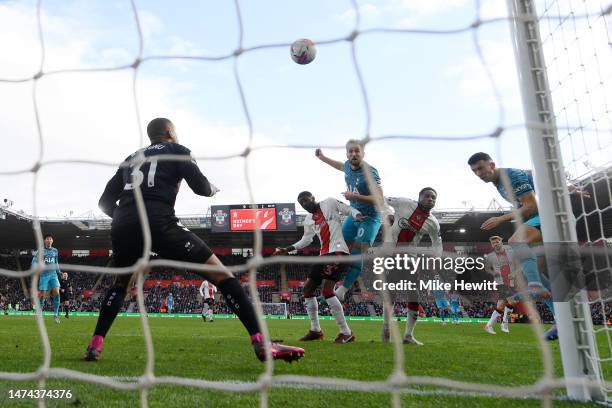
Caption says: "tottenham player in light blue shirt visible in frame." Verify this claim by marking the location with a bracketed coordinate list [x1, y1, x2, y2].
[468, 152, 557, 340]
[32, 234, 67, 323]
[166, 293, 174, 314]
[449, 292, 461, 324]
[432, 281, 451, 324]
[316, 140, 383, 300]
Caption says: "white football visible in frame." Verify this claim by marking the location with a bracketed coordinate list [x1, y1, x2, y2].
[290, 38, 316, 65]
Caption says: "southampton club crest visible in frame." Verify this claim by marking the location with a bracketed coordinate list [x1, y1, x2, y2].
[278, 207, 295, 225]
[213, 209, 228, 226]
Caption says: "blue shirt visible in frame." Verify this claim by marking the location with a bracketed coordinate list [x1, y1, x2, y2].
[494, 168, 536, 210]
[166, 295, 174, 307]
[343, 161, 381, 218]
[31, 247, 60, 277]
[432, 289, 447, 302]
[450, 294, 460, 305]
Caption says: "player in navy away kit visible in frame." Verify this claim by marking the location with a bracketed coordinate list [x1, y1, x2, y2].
[468, 152, 557, 340]
[84, 118, 304, 362]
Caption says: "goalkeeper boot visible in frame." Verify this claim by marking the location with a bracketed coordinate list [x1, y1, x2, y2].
[252, 333, 304, 362]
[83, 335, 104, 361]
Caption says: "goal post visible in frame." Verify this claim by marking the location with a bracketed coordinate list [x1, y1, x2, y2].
[260, 302, 288, 319]
[506, 0, 605, 401]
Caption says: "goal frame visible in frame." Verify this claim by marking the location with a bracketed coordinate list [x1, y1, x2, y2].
[506, 0, 605, 401]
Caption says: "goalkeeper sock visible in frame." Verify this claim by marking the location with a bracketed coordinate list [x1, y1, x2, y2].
[93, 285, 126, 337]
[218, 277, 260, 336]
[327, 295, 351, 335]
[52, 294, 60, 316]
[304, 297, 321, 332]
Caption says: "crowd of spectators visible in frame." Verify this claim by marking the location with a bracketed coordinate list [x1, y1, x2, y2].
[0, 253, 609, 325]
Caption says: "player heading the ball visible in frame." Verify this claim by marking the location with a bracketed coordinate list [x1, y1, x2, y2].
[315, 140, 384, 301]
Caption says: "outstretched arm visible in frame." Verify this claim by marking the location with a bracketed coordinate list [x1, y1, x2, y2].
[181, 157, 218, 197]
[315, 148, 343, 172]
[274, 223, 315, 255]
[99, 170, 124, 218]
[481, 192, 538, 230]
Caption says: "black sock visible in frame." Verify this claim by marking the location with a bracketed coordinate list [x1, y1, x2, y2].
[218, 277, 260, 336]
[93, 286, 126, 337]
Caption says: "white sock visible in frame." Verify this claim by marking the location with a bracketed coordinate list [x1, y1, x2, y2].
[503, 307, 511, 323]
[334, 286, 348, 301]
[304, 297, 321, 332]
[202, 303, 209, 317]
[405, 309, 419, 337]
[488, 310, 501, 327]
[327, 296, 351, 335]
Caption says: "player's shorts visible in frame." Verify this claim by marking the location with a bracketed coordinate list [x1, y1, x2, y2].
[435, 299, 450, 309]
[111, 215, 213, 268]
[524, 215, 541, 229]
[450, 304, 460, 313]
[342, 215, 382, 247]
[60, 287, 72, 302]
[38, 273, 60, 291]
[203, 297, 215, 305]
[309, 252, 349, 285]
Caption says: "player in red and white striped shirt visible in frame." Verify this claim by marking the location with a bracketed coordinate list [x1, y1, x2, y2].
[381, 188, 442, 345]
[199, 280, 217, 322]
[484, 236, 520, 334]
[274, 192, 364, 344]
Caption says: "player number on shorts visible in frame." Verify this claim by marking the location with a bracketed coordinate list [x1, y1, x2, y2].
[124, 159, 158, 190]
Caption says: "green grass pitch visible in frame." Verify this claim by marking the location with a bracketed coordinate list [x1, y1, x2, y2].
[0, 316, 604, 407]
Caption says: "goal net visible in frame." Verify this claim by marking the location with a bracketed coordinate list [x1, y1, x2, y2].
[261, 303, 288, 319]
[0, 0, 611, 407]
[521, 0, 612, 402]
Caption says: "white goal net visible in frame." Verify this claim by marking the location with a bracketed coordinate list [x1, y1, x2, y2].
[527, 0, 612, 402]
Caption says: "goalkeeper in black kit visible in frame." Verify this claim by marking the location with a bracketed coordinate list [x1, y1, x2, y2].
[83, 117, 304, 363]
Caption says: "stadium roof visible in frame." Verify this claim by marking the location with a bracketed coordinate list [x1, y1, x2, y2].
[0, 205, 515, 250]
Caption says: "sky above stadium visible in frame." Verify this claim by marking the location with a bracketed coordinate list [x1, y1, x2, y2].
[0, 0, 609, 218]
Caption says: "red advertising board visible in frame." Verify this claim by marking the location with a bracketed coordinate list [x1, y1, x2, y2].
[230, 208, 277, 231]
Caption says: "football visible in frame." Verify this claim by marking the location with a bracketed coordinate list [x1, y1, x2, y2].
[290, 38, 316, 65]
